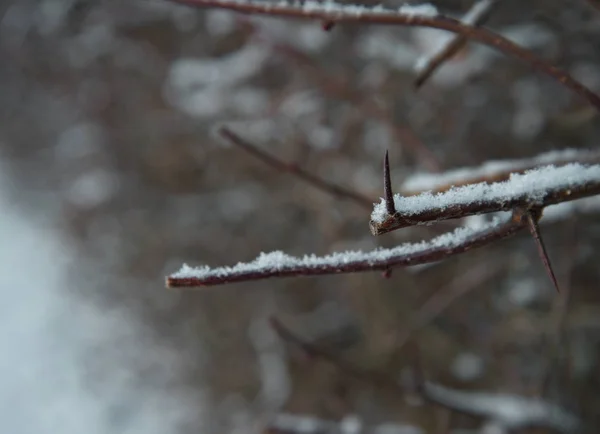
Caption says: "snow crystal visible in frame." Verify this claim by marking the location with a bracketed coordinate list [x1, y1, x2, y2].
[372, 163, 600, 223]
[171, 216, 508, 280]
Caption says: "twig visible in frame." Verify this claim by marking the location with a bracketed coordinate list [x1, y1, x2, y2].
[168, 0, 600, 111]
[167, 211, 526, 287]
[370, 163, 600, 235]
[414, 0, 500, 88]
[219, 127, 373, 208]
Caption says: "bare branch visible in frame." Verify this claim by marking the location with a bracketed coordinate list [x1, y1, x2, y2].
[371, 163, 600, 235]
[169, 0, 600, 111]
[219, 127, 373, 208]
[414, 0, 500, 88]
[167, 212, 525, 288]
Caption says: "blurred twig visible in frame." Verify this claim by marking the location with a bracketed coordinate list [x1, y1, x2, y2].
[219, 127, 373, 208]
[414, 0, 500, 88]
[169, 0, 600, 111]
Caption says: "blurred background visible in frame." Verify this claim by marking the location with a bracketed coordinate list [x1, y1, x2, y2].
[1, 0, 599, 432]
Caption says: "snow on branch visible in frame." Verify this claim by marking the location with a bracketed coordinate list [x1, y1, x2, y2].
[169, 0, 600, 111]
[371, 163, 600, 235]
[401, 148, 600, 194]
[167, 212, 525, 288]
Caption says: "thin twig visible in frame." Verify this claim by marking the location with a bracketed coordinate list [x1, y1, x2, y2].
[167, 211, 526, 287]
[169, 0, 600, 111]
[219, 127, 373, 208]
[414, 0, 500, 88]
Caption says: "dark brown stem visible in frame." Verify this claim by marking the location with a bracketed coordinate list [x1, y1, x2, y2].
[219, 127, 373, 208]
[169, 0, 600, 111]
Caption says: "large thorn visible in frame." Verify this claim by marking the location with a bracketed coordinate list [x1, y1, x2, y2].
[384, 150, 397, 215]
[525, 210, 561, 293]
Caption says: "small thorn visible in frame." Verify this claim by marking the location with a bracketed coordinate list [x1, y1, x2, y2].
[384, 150, 397, 216]
[525, 211, 561, 293]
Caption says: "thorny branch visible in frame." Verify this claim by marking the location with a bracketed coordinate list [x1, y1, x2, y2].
[167, 210, 529, 287]
[169, 0, 600, 111]
[371, 162, 600, 235]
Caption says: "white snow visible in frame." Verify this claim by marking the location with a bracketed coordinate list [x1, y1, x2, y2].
[170, 215, 509, 281]
[373, 163, 600, 223]
[398, 4, 438, 17]
[403, 149, 599, 193]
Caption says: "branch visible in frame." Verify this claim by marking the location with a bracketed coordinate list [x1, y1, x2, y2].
[167, 211, 526, 288]
[414, 0, 500, 88]
[400, 148, 600, 195]
[169, 0, 600, 111]
[370, 163, 600, 235]
[219, 127, 373, 208]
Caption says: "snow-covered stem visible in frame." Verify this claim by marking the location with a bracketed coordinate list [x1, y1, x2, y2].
[414, 0, 500, 88]
[219, 127, 373, 208]
[167, 211, 527, 288]
[169, 0, 600, 111]
[401, 148, 600, 195]
[370, 163, 600, 235]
